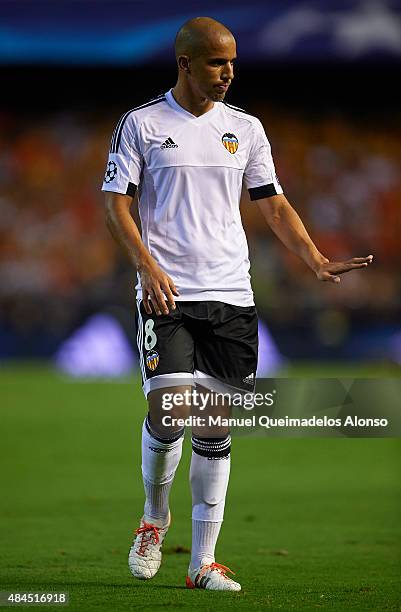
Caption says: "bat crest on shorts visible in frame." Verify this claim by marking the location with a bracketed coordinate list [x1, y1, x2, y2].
[146, 350, 159, 371]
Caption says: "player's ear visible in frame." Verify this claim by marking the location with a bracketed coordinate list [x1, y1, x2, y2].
[178, 55, 190, 73]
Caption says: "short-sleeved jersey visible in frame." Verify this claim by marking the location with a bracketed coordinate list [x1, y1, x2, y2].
[102, 89, 283, 306]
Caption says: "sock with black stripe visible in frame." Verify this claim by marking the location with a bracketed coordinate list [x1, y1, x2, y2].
[190, 435, 231, 568]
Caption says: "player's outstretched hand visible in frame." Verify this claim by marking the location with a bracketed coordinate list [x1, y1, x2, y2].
[316, 255, 374, 284]
[139, 257, 179, 315]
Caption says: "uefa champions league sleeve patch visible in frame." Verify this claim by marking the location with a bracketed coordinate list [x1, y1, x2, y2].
[104, 160, 118, 183]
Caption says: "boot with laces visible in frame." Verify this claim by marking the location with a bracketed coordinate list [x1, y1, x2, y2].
[185, 557, 241, 591]
[128, 512, 171, 579]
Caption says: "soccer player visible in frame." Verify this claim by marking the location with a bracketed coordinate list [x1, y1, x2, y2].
[102, 17, 373, 592]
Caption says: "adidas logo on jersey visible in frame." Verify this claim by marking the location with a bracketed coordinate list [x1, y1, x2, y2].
[161, 137, 178, 149]
[243, 372, 255, 385]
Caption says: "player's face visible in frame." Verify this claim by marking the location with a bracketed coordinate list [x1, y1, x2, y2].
[190, 37, 236, 102]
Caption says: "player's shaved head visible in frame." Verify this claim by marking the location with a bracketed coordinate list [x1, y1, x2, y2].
[175, 16, 235, 59]
[173, 17, 236, 108]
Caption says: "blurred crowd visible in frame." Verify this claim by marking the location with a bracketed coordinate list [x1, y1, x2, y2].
[247, 107, 401, 314]
[0, 106, 400, 357]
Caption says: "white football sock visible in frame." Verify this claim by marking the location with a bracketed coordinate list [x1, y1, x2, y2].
[141, 416, 184, 524]
[190, 435, 231, 568]
[191, 520, 222, 567]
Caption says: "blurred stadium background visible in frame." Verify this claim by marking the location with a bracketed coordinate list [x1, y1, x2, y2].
[0, 0, 400, 372]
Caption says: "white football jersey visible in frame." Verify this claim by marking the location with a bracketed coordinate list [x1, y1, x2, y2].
[102, 89, 283, 306]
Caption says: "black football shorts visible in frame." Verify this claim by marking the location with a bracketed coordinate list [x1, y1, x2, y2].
[135, 300, 258, 397]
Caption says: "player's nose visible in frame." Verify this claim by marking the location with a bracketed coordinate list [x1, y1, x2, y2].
[222, 63, 234, 81]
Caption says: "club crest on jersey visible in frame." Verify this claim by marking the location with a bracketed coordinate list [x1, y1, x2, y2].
[222, 133, 239, 154]
[146, 350, 159, 371]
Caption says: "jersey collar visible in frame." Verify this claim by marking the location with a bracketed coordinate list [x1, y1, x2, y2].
[165, 89, 219, 121]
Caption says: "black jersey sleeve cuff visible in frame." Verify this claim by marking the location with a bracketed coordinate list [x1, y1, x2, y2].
[248, 184, 278, 200]
[126, 182, 137, 197]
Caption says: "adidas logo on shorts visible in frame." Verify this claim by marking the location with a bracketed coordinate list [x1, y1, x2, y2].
[161, 137, 178, 149]
[243, 372, 255, 385]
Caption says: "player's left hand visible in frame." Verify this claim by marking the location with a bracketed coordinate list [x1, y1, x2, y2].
[316, 255, 373, 283]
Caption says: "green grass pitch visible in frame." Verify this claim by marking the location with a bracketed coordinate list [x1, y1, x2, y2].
[1, 364, 400, 610]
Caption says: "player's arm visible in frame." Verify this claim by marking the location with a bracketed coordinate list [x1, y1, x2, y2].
[102, 112, 178, 315]
[257, 193, 373, 283]
[104, 192, 178, 315]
